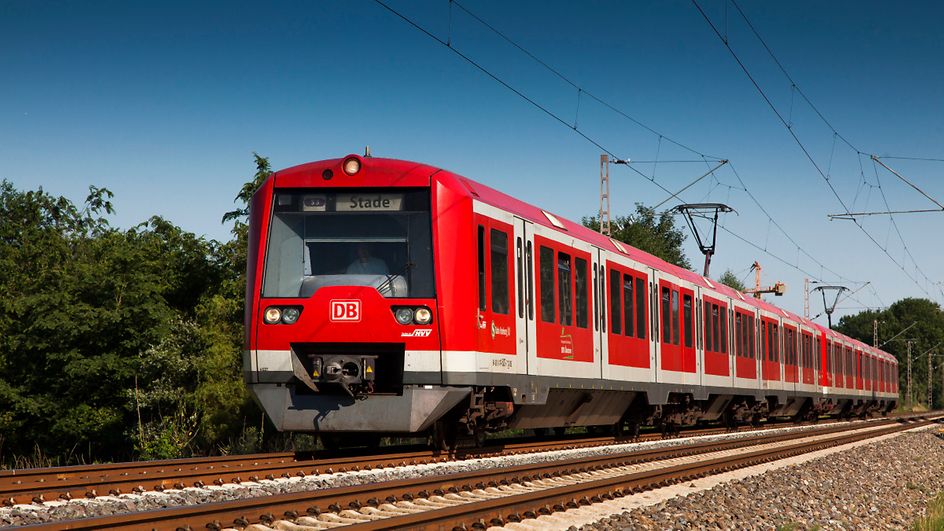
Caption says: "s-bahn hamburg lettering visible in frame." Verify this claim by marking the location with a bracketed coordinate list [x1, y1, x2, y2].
[244, 154, 899, 448]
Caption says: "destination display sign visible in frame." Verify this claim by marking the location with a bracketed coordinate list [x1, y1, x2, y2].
[335, 193, 404, 212]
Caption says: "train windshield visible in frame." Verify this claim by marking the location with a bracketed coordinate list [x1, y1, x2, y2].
[262, 189, 435, 298]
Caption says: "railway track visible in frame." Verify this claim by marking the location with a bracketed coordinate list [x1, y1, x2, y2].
[0, 419, 848, 507]
[17, 413, 938, 531]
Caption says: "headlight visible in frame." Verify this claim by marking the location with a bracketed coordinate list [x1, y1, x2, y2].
[342, 156, 361, 175]
[394, 307, 414, 325]
[264, 307, 282, 324]
[282, 307, 301, 324]
[413, 307, 432, 325]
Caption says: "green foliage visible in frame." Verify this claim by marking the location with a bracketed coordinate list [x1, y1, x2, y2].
[913, 490, 944, 530]
[837, 297, 944, 409]
[718, 269, 747, 291]
[0, 154, 271, 465]
[583, 204, 692, 270]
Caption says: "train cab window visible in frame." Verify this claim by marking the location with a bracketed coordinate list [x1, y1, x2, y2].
[539, 246, 555, 323]
[683, 294, 693, 348]
[671, 290, 680, 345]
[635, 277, 646, 339]
[490, 229, 509, 314]
[610, 269, 621, 335]
[516, 237, 524, 318]
[661, 286, 671, 343]
[264, 189, 435, 298]
[558, 253, 572, 326]
[477, 226, 487, 310]
[575, 257, 588, 328]
[719, 307, 728, 354]
[623, 274, 634, 337]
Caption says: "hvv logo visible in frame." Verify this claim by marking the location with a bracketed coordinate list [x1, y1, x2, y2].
[330, 300, 361, 322]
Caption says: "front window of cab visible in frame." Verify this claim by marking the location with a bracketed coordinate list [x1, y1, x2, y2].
[262, 189, 435, 298]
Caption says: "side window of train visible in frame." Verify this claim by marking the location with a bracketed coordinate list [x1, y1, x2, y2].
[683, 294, 693, 348]
[539, 246, 554, 323]
[490, 229, 509, 314]
[635, 277, 645, 339]
[703, 301, 712, 352]
[718, 306, 728, 354]
[711, 304, 720, 353]
[575, 257, 588, 328]
[623, 274, 634, 337]
[526, 241, 534, 320]
[609, 269, 621, 334]
[592, 264, 598, 331]
[749, 316, 755, 359]
[558, 252, 572, 326]
[671, 290, 680, 345]
[477, 226, 486, 311]
[516, 237, 523, 318]
[735, 313, 742, 357]
[761, 321, 768, 361]
[660, 286, 671, 343]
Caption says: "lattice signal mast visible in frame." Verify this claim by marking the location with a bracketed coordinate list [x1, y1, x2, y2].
[598, 154, 612, 237]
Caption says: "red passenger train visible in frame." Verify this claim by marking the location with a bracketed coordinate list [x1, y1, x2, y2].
[243, 154, 898, 446]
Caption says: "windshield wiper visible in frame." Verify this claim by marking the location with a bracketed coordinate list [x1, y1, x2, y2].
[376, 261, 415, 296]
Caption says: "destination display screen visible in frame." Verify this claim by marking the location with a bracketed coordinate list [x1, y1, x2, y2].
[275, 189, 427, 213]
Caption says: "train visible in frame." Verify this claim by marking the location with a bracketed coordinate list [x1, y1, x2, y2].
[242, 154, 898, 448]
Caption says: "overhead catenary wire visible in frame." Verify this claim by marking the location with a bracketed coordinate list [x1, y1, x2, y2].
[691, 0, 938, 301]
[375, 0, 880, 313]
[444, 0, 870, 294]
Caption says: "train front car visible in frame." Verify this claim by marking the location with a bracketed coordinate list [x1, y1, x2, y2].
[243, 155, 468, 445]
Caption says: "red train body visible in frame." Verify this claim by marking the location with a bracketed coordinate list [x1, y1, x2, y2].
[243, 155, 898, 442]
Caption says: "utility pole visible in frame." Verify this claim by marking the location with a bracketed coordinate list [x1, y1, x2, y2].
[929, 350, 933, 409]
[598, 154, 612, 237]
[907, 340, 914, 408]
[803, 278, 810, 318]
[873, 320, 878, 348]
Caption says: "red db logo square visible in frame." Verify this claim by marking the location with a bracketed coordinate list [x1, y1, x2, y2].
[330, 300, 361, 322]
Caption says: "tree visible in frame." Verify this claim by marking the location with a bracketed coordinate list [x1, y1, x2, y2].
[583, 204, 692, 270]
[837, 297, 944, 409]
[718, 269, 746, 291]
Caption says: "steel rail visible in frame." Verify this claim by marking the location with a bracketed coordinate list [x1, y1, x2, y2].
[18, 414, 935, 531]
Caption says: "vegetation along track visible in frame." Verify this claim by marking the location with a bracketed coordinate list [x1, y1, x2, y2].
[0, 417, 870, 507]
[18, 414, 939, 531]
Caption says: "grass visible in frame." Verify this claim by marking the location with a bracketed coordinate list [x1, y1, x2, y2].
[914, 492, 944, 531]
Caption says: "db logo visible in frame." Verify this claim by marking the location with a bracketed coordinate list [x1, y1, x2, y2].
[330, 300, 361, 322]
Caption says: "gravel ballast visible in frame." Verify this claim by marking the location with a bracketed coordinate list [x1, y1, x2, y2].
[0, 420, 876, 527]
[580, 427, 944, 531]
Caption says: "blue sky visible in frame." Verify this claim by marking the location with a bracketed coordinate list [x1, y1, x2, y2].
[3, 1, 943, 325]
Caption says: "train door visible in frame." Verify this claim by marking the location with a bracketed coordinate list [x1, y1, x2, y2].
[655, 274, 697, 385]
[473, 215, 518, 361]
[514, 216, 534, 375]
[760, 313, 782, 390]
[530, 231, 595, 378]
[603, 259, 651, 379]
[702, 294, 730, 380]
[591, 246, 605, 379]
